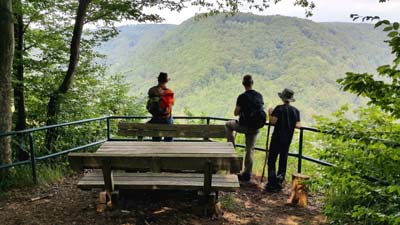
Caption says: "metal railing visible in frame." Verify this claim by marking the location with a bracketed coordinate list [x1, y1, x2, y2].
[0, 115, 333, 184]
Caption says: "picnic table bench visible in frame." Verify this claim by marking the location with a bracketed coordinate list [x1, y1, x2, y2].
[68, 122, 242, 215]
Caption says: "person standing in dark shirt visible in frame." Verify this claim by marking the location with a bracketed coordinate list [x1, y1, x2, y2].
[225, 75, 265, 182]
[265, 88, 301, 192]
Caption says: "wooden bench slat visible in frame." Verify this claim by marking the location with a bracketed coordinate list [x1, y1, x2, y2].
[82, 171, 239, 182]
[99, 145, 234, 149]
[117, 130, 225, 138]
[78, 172, 239, 191]
[96, 149, 234, 154]
[97, 142, 235, 154]
[82, 175, 238, 183]
[101, 142, 233, 146]
[118, 123, 225, 131]
[70, 152, 239, 157]
[117, 123, 226, 138]
[69, 152, 243, 174]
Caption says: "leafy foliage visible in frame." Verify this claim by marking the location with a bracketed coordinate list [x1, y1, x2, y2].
[338, 20, 400, 117]
[316, 107, 400, 225]
[317, 19, 400, 225]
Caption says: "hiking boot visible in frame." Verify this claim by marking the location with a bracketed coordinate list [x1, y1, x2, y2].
[277, 174, 285, 189]
[237, 172, 251, 182]
[264, 183, 282, 193]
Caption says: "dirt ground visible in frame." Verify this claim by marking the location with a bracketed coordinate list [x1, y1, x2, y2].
[0, 175, 327, 225]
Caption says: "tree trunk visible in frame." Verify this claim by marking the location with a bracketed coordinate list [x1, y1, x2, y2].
[13, 0, 29, 161]
[45, 0, 91, 152]
[0, 0, 14, 180]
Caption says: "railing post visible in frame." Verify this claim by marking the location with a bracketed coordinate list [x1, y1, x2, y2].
[106, 117, 110, 140]
[298, 128, 304, 173]
[28, 133, 37, 184]
[203, 117, 211, 141]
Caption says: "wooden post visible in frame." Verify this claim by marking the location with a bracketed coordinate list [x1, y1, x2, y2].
[287, 173, 310, 207]
[203, 161, 212, 195]
[101, 158, 114, 208]
[203, 160, 216, 217]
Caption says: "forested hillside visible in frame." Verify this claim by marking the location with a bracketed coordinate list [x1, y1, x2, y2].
[99, 13, 391, 123]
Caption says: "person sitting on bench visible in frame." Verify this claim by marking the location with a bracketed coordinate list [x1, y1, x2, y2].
[146, 72, 175, 141]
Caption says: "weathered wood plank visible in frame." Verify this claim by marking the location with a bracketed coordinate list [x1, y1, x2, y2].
[98, 145, 234, 149]
[96, 149, 234, 154]
[69, 152, 243, 173]
[81, 171, 239, 182]
[79, 174, 240, 184]
[118, 123, 225, 131]
[98, 145, 233, 149]
[96, 142, 236, 155]
[101, 142, 233, 147]
[99, 145, 233, 149]
[78, 172, 239, 192]
[71, 152, 240, 157]
[117, 123, 226, 138]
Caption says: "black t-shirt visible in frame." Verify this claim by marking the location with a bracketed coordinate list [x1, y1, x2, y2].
[271, 104, 300, 143]
[236, 90, 264, 127]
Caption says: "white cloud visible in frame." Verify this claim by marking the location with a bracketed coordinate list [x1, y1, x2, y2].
[117, 0, 400, 26]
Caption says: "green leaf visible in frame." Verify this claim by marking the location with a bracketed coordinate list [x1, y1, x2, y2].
[388, 31, 398, 37]
[393, 22, 400, 30]
[377, 65, 391, 74]
[383, 26, 393, 32]
[375, 21, 384, 28]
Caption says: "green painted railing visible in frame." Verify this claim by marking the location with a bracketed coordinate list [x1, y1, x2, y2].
[0, 115, 332, 184]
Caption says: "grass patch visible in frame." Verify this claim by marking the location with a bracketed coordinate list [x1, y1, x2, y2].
[0, 163, 70, 196]
[220, 193, 241, 212]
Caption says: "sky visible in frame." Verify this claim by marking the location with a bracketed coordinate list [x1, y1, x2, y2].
[138, 0, 400, 25]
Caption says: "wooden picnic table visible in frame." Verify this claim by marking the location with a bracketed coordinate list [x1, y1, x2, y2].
[72, 141, 242, 191]
[69, 123, 242, 215]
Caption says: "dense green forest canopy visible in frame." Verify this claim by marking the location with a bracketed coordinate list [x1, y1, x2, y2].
[98, 13, 391, 123]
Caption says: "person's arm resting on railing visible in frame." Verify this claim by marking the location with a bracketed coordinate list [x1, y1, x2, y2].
[234, 106, 241, 116]
[268, 107, 278, 124]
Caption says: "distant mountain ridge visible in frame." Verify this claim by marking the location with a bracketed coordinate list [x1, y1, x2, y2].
[98, 13, 391, 124]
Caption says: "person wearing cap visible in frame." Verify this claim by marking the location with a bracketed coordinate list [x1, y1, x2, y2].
[225, 75, 265, 182]
[147, 72, 174, 141]
[264, 88, 301, 193]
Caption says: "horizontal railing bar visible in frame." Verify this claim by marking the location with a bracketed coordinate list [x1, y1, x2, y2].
[0, 116, 321, 138]
[302, 155, 335, 167]
[205, 117, 232, 122]
[36, 139, 107, 160]
[0, 159, 31, 170]
[235, 144, 333, 165]
[206, 117, 320, 132]
[0, 117, 109, 137]
[0, 140, 107, 169]
[300, 127, 319, 132]
[235, 144, 299, 157]
[109, 116, 151, 119]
